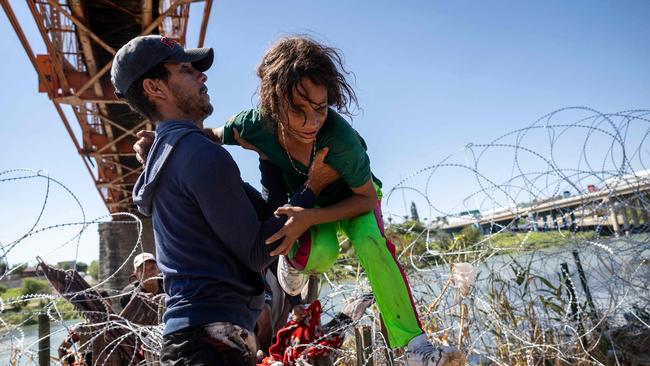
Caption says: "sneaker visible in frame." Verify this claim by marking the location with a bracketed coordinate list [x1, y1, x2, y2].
[405, 333, 466, 366]
[277, 255, 308, 296]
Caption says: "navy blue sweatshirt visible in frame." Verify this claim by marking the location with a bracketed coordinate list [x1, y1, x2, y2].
[132, 121, 314, 335]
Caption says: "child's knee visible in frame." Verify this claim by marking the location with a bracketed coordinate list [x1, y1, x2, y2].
[290, 224, 339, 274]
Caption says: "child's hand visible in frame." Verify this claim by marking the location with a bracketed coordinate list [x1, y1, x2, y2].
[133, 130, 155, 164]
[266, 206, 313, 256]
[233, 128, 268, 160]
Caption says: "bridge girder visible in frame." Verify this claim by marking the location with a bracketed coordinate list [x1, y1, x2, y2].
[1, 0, 213, 213]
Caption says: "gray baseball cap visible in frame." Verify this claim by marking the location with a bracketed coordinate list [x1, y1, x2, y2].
[111, 35, 214, 97]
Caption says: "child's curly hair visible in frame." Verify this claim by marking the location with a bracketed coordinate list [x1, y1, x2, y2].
[257, 35, 358, 126]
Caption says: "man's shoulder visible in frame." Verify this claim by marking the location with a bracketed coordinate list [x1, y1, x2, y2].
[175, 132, 231, 162]
[172, 133, 240, 183]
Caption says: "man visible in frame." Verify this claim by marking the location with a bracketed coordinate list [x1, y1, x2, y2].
[111, 35, 338, 365]
[120, 252, 163, 310]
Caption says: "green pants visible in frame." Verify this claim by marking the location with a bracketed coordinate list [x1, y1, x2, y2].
[288, 201, 423, 347]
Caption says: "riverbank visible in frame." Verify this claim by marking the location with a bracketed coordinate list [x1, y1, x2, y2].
[1, 280, 79, 326]
[327, 227, 602, 280]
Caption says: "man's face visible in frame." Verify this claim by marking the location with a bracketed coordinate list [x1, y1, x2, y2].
[165, 62, 213, 122]
[135, 260, 160, 283]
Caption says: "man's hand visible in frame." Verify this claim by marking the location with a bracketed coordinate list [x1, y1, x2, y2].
[233, 128, 267, 160]
[265, 206, 313, 256]
[133, 130, 155, 164]
[306, 147, 340, 195]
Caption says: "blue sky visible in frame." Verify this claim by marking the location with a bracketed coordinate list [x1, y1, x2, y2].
[1, 1, 648, 264]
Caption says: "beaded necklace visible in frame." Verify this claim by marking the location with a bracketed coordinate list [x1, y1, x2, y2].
[279, 122, 316, 177]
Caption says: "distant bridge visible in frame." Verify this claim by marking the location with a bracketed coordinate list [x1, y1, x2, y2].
[440, 170, 650, 236]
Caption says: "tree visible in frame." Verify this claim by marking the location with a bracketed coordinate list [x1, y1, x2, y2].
[410, 202, 420, 222]
[21, 278, 51, 296]
[460, 225, 481, 244]
[75, 262, 88, 273]
[57, 262, 72, 270]
[88, 260, 99, 279]
[387, 219, 426, 235]
[10, 263, 26, 275]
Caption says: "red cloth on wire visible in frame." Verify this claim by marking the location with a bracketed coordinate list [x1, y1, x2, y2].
[258, 300, 342, 366]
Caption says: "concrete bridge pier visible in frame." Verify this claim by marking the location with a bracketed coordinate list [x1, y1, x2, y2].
[535, 214, 545, 231]
[629, 199, 641, 231]
[528, 212, 538, 231]
[98, 217, 155, 293]
[620, 204, 631, 236]
[561, 211, 569, 229]
[549, 212, 557, 230]
[607, 200, 621, 237]
[639, 197, 650, 226]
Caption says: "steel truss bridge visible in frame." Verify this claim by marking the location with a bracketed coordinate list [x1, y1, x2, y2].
[2, 0, 213, 213]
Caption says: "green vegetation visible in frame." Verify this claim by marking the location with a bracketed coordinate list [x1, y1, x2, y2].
[88, 260, 99, 279]
[9, 263, 26, 275]
[57, 261, 89, 272]
[1, 278, 79, 326]
[21, 278, 51, 296]
[476, 254, 611, 364]
[1, 286, 22, 302]
[487, 229, 596, 251]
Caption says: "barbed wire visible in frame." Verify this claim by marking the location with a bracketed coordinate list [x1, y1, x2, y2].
[1, 107, 649, 365]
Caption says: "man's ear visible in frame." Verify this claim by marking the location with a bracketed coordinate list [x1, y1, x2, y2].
[142, 78, 168, 100]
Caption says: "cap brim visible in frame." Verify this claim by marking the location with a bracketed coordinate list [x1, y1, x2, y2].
[166, 47, 214, 72]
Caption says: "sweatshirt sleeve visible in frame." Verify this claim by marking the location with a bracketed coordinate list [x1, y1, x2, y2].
[259, 159, 289, 212]
[240, 159, 288, 220]
[182, 142, 314, 272]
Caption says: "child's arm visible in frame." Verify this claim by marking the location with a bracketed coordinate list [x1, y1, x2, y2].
[274, 178, 377, 226]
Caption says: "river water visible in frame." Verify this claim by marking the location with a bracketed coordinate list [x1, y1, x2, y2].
[0, 319, 81, 365]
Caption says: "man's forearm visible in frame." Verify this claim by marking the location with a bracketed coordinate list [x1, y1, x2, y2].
[246, 186, 316, 270]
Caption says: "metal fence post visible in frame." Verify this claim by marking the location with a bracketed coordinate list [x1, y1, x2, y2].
[38, 313, 49, 366]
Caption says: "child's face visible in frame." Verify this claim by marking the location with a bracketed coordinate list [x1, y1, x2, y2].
[282, 77, 328, 144]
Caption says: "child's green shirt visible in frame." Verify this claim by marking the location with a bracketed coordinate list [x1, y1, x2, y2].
[222, 109, 381, 207]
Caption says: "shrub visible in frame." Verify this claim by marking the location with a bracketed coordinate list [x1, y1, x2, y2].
[21, 278, 51, 296]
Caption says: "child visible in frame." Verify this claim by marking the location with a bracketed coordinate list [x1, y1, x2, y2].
[213, 36, 463, 366]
